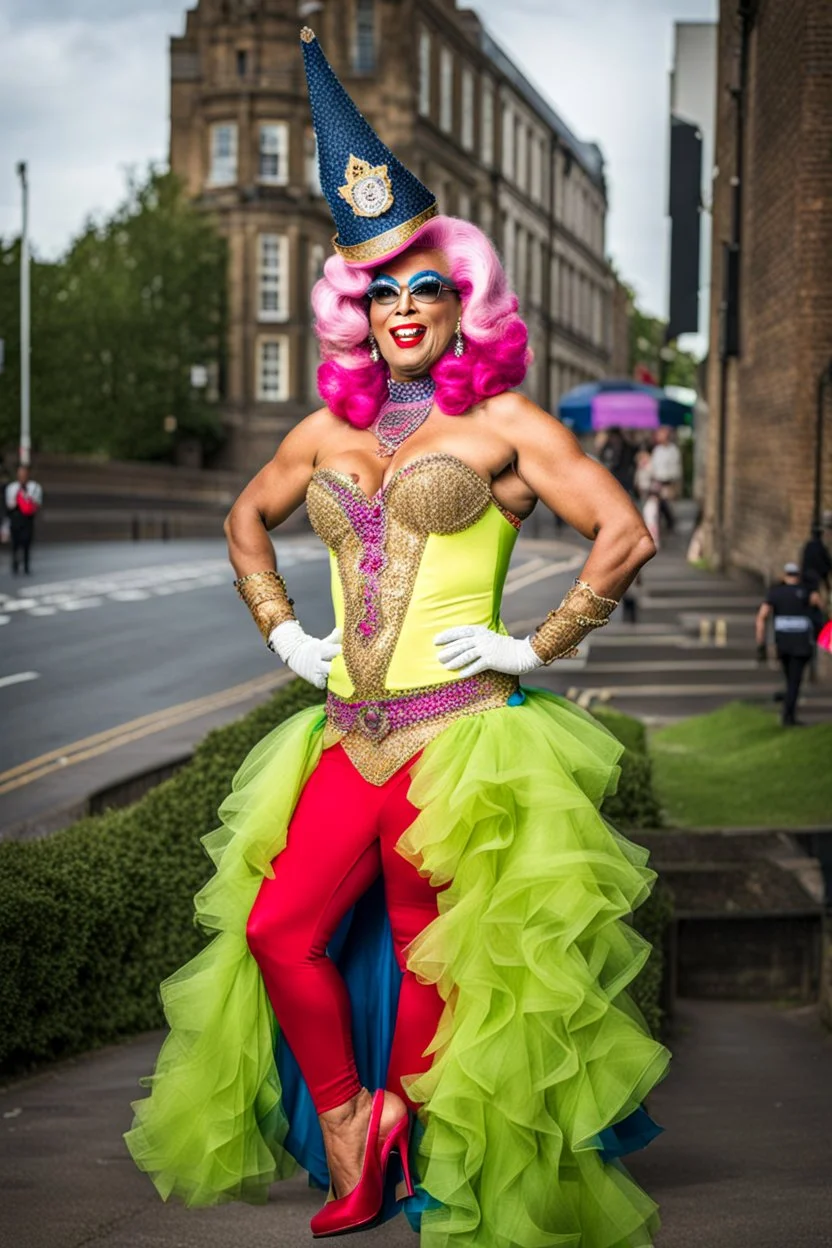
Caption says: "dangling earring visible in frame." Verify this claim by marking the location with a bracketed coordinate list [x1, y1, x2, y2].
[368, 332, 380, 363]
[454, 316, 465, 357]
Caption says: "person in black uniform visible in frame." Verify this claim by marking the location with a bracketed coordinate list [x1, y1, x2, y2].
[756, 561, 823, 726]
[801, 519, 832, 602]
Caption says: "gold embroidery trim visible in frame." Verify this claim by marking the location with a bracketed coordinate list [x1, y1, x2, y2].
[325, 673, 519, 786]
[333, 204, 439, 265]
[309, 458, 494, 697]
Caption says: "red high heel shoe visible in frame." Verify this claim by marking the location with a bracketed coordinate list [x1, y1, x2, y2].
[310, 1090, 414, 1239]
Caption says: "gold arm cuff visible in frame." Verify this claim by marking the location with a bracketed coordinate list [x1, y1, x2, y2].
[234, 570, 296, 642]
[530, 579, 619, 665]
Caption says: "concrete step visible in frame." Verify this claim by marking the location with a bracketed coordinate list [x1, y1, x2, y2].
[569, 663, 777, 688]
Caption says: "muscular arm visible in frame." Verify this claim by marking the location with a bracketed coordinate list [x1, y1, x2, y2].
[755, 602, 771, 646]
[223, 408, 331, 577]
[495, 394, 656, 598]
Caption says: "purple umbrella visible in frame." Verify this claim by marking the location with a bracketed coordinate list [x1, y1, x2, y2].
[558, 379, 693, 433]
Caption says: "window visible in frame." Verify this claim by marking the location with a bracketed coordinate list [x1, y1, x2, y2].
[530, 237, 542, 306]
[480, 77, 494, 166]
[550, 256, 559, 316]
[560, 262, 570, 323]
[539, 139, 550, 208]
[531, 134, 542, 203]
[305, 128, 322, 196]
[236, 49, 248, 78]
[418, 29, 431, 117]
[259, 123, 289, 185]
[479, 197, 493, 238]
[516, 226, 527, 301]
[353, 0, 375, 73]
[308, 242, 326, 291]
[461, 68, 474, 151]
[458, 188, 472, 221]
[258, 234, 289, 322]
[439, 47, 453, 134]
[503, 215, 515, 286]
[501, 102, 514, 181]
[516, 120, 527, 192]
[209, 123, 237, 186]
[258, 337, 289, 402]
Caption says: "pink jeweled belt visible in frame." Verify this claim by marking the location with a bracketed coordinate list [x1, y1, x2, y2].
[326, 673, 518, 743]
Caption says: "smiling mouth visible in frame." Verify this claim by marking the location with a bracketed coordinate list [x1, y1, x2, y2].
[389, 324, 427, 348]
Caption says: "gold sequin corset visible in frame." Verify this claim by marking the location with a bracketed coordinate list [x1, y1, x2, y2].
[305, 452, 523, 783]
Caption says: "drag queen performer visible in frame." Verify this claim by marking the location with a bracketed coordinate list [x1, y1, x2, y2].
[126, 29, 670, 1247]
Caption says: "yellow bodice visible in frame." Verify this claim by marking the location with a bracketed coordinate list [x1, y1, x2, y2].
[305, 452, 522, 783]
[306, 453, 520, 697]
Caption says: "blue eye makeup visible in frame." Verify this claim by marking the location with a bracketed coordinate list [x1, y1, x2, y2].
[366, 269, 460, 305]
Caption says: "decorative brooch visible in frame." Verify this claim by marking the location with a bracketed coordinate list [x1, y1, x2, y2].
[338, 154, 395, 219]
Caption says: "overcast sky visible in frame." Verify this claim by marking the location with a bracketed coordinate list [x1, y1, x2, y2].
[0, 0, 716, 326]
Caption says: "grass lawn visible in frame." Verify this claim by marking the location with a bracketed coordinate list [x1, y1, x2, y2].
[649, 701, 832, 827]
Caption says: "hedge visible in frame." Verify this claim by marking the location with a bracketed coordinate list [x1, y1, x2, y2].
[593, 705, 664, 832]
[0, 685, 669, 1075]
[593, 704, 671, 1038]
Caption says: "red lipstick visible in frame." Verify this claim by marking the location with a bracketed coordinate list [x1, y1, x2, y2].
[389, 323, 427, 349]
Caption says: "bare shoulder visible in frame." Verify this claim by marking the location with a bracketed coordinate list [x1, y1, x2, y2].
[481, 391, 579, 453]
[274, 405, 342, 462]
[285, 404, 341, 443]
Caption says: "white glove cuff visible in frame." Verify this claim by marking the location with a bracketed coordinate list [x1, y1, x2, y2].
[268, 619, 305, 661]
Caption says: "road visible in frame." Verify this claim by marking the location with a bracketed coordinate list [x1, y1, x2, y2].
[3, 510, 828, 834]
[2, 999, 830, 1248]
[0, 534, 583, 834]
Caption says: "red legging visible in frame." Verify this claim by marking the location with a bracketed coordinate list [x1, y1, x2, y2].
[246, 743, 446, 1115]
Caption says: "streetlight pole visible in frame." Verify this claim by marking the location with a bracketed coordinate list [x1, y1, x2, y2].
[16, 162, 30, 467]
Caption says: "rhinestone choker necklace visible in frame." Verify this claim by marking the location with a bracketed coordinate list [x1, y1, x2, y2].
[370, 376, 436, 458]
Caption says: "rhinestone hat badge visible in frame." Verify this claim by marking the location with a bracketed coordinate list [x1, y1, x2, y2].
[339, 156, 394, 219]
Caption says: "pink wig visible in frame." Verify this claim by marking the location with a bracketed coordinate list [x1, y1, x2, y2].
[311, 216, 530, 427]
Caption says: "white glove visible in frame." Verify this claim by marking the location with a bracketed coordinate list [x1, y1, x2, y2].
[268, 620, 342, 690]
[434, 625, 544, 679]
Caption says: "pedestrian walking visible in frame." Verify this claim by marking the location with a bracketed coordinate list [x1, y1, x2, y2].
[634, 447, 653, 501]
[756, 561, 823, 726]
[4, 463, 43, 576]
[599, 425, 636, 495]
[800, 514, 832, 606]
[649, 428, 682, 532]
[642, 482, 662, 551]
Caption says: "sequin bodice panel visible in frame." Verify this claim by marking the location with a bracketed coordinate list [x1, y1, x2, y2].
[306, 452, 520, 700]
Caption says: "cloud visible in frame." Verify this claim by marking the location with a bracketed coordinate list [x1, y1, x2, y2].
[0, 7, 180, 258]
[475, 0, 717, 321]
[0, 0, 717, 328]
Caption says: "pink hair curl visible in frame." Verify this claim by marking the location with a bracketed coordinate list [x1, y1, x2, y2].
[311, 216, 530, 427]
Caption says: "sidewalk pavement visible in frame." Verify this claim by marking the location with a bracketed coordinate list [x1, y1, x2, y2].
[528, 501, 832, 725]
[2, 999, 830, 1248]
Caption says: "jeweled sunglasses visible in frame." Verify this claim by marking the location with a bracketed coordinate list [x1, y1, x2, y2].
[365, 269, 460, 306]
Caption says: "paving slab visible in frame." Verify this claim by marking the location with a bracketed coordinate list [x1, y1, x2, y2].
[2, 1000, 831, 1248]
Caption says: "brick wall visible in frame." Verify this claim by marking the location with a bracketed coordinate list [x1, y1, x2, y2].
[706, 0, 832, 579]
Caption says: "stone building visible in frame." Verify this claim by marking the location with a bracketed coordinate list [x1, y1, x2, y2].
[170, 0, 616, 471]
[704, 0, 832, 576]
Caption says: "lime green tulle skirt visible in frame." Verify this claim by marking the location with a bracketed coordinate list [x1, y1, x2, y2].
[125, 688, 670, 1247]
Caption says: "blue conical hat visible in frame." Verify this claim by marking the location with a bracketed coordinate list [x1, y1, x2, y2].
[300, 27, 437, 266]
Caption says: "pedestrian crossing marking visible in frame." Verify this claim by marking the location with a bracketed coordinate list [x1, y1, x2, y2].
[0, 546, 329, 622]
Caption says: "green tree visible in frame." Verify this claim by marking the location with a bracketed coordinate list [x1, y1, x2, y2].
[0, 168, 227, 462]
[615, 276, 700, 391]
